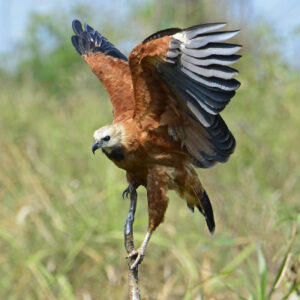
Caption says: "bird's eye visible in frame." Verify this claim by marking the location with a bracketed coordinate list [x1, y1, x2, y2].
[102, 135, 110, 141]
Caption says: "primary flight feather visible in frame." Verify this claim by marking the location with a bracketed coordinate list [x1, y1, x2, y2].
[71, 20, 241, 268]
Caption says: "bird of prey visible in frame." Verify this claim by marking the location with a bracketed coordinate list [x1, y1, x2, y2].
[71, 20, 241, 269]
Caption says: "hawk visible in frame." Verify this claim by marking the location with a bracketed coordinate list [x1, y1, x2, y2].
[71, 20, 241, 269]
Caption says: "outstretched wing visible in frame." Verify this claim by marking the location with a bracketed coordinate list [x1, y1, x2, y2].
[129, 23, 241, 167]
[71, 20, 134, 122]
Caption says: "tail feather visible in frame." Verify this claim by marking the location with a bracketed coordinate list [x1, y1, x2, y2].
[188, 171, 216, 234]
[187, 203, 195, 213]
[196, 190, 215, 234]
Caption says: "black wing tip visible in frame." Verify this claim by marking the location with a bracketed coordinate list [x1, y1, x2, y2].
[72, 19, 84, 35]
[206, 115, 237, 156]
[71, 19, 128, 61]
[84, 22, 96, 35]
[71, 35, 81, 55]
[72, 19, 81, 26]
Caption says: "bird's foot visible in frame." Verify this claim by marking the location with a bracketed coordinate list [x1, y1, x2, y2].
[122, 185, 130, 199]
[126, 247, 145, 270]
[122, 181, 138, 199]
[126, 232, 152, 269]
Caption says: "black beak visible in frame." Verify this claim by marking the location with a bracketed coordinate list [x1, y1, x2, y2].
[92, 141, 102, 154]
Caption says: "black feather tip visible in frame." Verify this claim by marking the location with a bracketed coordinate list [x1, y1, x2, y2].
[71, 19, 128, 61]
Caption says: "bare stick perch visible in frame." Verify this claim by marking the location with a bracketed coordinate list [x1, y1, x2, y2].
[124, 184, 141, 300]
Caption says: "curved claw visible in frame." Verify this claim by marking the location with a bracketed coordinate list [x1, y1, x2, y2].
[122, 186, 130, 199]
[122, 181, 139, 199]
[126, 248, 145, 270]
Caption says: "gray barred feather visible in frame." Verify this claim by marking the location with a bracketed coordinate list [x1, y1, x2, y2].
[155, 23, 241, 167]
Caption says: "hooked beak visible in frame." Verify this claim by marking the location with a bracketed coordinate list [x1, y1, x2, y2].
[92, 140, 103, 154]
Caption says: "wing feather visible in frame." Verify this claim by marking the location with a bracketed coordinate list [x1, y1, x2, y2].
[181, 53, 241, 66]
[71, 20, 134, 122]
[179, 30, 239, 49]
[184, 23, 227, 39]
[129, 23, 241, 167]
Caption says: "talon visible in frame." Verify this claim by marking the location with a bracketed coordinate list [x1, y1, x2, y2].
[122, 186, 130, 199]
[126, 248, 145, 269]
[122, 181, 138, 199]
[126, 251, 135, 259]
[126, 249, 138, 259]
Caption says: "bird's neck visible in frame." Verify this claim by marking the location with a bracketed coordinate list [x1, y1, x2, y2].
[102, 145, 126, 162]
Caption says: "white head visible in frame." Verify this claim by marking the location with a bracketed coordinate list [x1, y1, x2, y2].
[92, 124, 125, 154]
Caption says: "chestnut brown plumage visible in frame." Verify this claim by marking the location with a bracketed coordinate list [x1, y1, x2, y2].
[71, 20, 241, 268]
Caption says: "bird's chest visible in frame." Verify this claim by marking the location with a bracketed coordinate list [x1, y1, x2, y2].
[102, 145, 147, 182]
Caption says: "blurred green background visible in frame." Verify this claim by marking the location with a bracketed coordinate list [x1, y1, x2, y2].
[0, 1, 299, 299]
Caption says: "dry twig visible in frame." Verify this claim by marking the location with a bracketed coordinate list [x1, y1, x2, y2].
[124, 185, 141, 300]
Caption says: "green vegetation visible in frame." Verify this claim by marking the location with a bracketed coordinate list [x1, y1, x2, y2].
[0, 2, 299, 299]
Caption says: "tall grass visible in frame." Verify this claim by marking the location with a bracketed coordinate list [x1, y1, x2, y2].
[0, 53, 299, 299]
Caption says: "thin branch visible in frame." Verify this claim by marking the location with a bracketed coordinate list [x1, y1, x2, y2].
[124, 186, 141, 300]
